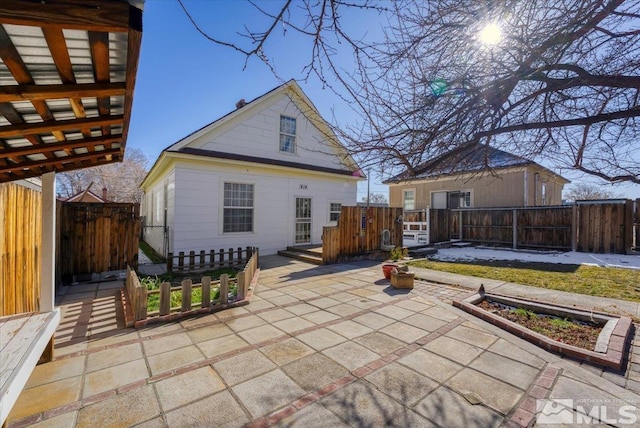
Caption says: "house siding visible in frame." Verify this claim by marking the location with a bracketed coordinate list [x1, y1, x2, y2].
[169, 161, 356, 256]
[389, 167, 564, 209]
[186, 95, 347, 172]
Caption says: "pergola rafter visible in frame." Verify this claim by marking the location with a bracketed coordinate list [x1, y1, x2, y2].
[0, 0, 143, 182]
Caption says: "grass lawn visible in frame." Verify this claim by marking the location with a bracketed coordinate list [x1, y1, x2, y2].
[408, 259, 640, 302]
[139, 240, 165, 264]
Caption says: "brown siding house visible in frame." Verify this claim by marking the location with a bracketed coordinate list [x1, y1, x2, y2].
[385, 145, 569, 209]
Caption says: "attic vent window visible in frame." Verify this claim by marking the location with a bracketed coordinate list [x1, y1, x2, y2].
[279, 115, 296, 154]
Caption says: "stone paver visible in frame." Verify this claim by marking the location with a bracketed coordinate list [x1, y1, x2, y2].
[283, 353, 350, 391]
[76, 385, 160, 428]
[365, 363, 438, 406]
[260, 337, 315, 366]
[8, 255, 640, 428]
[232, 370, 306, 418]
[154, 366, 225, 412]
[164, 390, 248, 428]
[297, 328, 347, 350]
[322, 342, 380, 371]
[213, 349, 276, 386]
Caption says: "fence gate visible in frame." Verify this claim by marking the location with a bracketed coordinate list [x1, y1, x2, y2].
[575, 200, 633, 254]
[59, 202, 141, 279]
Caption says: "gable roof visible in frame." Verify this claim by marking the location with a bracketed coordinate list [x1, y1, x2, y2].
[64, 189, 106, 203]
[384, 144, 568, 183]
[142, 80, 363, 188]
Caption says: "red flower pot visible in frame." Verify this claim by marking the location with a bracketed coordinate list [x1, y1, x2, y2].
[382, 263, 399, 280]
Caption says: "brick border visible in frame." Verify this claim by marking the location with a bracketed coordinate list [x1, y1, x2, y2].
[453, 292, 632, 370]
[505, 365, 561, 427]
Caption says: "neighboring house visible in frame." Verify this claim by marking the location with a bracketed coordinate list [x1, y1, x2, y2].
[63, 187, 108, 203]
[140, 80, 363, 256]
[385, 144, 569, 209]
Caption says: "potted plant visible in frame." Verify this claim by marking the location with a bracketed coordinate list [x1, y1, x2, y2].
[382, 246, 408, 279]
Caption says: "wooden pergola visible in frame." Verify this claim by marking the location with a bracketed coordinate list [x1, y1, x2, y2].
[0, 0, 142, 183]
[0, 2, 143, 425]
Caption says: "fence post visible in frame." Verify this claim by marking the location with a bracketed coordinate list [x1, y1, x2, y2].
[181, 279, 192, 312]
[178, 251, 184, 271]
[219, 249, 225, 268]
[228, 248, 234, 267]
[135, 285, 147, 321]
[189, 251, 195, 270]
[159, 282, 171, 316]
[210, 250, 215, 268]
[237, 247, 242, 266]
[512, 209, 517, 249]
[219, 274, 229, 304]
[167, 252, 173, 273]
[199, 250, 205, 269]
[201, 276, 211, 308]
[237, 271, 246, 300]
[459, 210, 463, 241]
[571, 203, 578, 252]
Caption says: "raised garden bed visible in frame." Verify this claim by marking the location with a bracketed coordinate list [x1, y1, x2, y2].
[453, 289, 632, 370]
[139, 267, 239, 313]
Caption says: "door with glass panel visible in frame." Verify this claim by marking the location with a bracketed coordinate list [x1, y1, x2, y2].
[295, 197, 312, 244]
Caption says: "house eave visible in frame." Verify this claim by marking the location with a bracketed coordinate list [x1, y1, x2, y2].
[166, 149, 365, 180]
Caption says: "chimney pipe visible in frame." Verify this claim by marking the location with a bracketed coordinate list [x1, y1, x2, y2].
[102, 187, 108, 202]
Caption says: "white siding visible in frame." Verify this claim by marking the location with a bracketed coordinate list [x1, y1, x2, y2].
[170, 161, 357, 255]
[187, 95, 347, 171]
[142, 169, 175, 255]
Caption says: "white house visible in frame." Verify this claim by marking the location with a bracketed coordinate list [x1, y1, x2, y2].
[140, 80, 363, 256]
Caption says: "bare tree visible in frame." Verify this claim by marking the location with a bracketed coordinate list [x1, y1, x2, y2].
[57, 148, 149, 203]
[180, 0, 640, 184]
[361, 193, 388, 204]
[564, 182, 622, 201]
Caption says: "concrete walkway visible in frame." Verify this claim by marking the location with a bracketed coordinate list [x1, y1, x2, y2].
[6, 256, 640, 427]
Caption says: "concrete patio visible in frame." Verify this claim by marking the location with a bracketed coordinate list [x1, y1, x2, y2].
[6, 255, 640, 427]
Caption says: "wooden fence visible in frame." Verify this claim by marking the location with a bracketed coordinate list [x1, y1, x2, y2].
[322, 206, 403, 264]
[414, 200, 635, 254]
[0, 182, 41, 316]
[575, 200, 634, 254]
[59, 203, 140, 279]
[167, 246, 255, 273]
[126, 249, 259, 326]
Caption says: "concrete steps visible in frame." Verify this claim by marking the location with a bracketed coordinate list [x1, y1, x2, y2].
[277, 247, 323, 265]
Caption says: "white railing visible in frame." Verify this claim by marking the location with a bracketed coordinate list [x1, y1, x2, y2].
[403, 221, 429, 247]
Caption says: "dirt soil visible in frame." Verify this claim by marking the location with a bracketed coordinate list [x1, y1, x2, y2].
[477, 300, 603, 351]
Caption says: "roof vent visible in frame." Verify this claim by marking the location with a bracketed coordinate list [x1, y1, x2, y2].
[235, 99, 246, 109]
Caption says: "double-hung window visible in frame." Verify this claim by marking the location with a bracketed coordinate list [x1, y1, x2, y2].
[223, 183, 254, 233]
[403, 189, 415, 210]
[329, 202, 342, 222]
[279, 115, 296, 153]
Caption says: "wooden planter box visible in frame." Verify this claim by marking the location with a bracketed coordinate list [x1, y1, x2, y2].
[391, 271, 415, 289]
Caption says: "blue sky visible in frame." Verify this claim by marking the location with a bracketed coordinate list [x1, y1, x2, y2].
[128, 1, 640, 200]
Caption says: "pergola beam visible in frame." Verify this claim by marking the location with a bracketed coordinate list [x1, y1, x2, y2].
[0, 148, 121, 174]
[0, 115, 124, 139]
[0, 82, 126, 103]
[0, 135, 122, 158]
[0, 0, 136, 33]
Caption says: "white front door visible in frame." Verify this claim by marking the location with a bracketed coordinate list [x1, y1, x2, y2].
[295, 197, 312, 244]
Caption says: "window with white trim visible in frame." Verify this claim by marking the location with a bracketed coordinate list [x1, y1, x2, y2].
[403, 189, 415, 210]
[279, 115, 296, 153]
[223, 183, 254, 233]
[329, 202, 342, 222]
